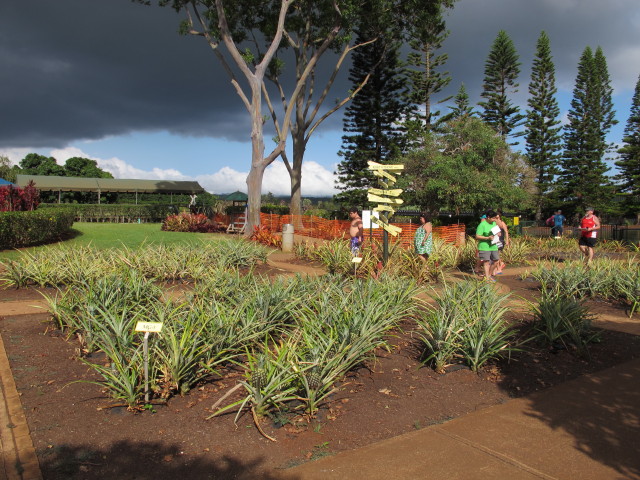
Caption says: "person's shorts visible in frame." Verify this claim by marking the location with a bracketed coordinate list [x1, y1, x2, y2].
[579, 236, 597, 248]
[555, 226, 564, 235]
[350, 237, 361, 255]
[478, 250, 499, 262]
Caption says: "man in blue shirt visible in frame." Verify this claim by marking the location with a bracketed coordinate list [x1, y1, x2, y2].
[553, 210, 566, 238]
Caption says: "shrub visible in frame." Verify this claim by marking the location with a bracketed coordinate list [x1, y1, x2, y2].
[0, 209, 74, 249]
[161, 212, 218, 233]
[42, 203, 181, 222]
[416, 280, 516, 373]
[250, 225, 282, 248]
[260, 204, 290, 215]
[530, 292, 600, 358]
[0, 181, 40, 212]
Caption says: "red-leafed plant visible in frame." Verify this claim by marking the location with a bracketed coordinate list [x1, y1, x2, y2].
[250, 225, 282, 248]
[0, 181, 40, 212]
[161, 212, 218, 233]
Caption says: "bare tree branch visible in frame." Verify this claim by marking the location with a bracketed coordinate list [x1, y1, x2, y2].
[188, 2, 251, 112]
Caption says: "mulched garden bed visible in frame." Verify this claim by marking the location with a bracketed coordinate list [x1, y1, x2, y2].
[1, 265, 639, 479]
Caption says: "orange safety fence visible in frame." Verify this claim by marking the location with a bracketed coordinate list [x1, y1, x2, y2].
[259, 213, 466, 247]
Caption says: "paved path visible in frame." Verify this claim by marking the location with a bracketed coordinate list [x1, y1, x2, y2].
[0, 321, 42, 480]
[286, 357, 640, 479]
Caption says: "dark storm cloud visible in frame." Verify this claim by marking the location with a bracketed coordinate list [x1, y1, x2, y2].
[1, 0, 638, 150]
[0, 0, 251, 148]
[441, 0, 640, 104]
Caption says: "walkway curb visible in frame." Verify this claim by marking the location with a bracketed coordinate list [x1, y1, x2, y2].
[0, 323, 42, 480]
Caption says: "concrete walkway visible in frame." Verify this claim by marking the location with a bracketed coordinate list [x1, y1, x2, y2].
[0, 321, 42, 480]
[287, 357, 640, 479]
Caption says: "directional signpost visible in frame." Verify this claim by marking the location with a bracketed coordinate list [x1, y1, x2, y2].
[367, 161, 404, 264]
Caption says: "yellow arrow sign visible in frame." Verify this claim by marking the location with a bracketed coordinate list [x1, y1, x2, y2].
[368, 193, 404, 204]
[368, 188, 403, 197]
[368, 161, 405, 171]
[372, 169, 398, 183]
[373, 205, 396, 213]
[375, 216, 403, 236]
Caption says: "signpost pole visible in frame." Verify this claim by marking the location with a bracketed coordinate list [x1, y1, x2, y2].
[135, 321, 164, 406]
[383, 229, 389, 265]
[143, 331, 150, 403]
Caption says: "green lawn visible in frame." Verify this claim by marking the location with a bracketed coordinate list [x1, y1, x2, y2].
[0, 222, 230, 261]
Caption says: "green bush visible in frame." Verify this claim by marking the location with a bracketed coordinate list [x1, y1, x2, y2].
[260, 204, 289, 215]
[40, 203, 180, 222]
[0, 209, 75, 249]
[225, 204, 247, 215]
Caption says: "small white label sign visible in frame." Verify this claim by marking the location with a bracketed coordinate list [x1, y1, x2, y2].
[135, 322, 164, 333]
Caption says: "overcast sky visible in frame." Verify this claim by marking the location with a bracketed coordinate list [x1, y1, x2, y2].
[1, 0, 639, 196]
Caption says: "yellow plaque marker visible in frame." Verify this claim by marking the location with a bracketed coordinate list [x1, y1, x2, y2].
[135, 322, 164, 333]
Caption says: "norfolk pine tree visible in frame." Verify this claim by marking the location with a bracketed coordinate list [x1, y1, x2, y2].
[404, 0, 454, 132]
[479, 30, 525, 143]
[559, 46, 616, 215]
[525, 31, 562, 220]
[439, 82, 474, 123]
[334, 5, 409, 208]
[616, 74, 640, 221]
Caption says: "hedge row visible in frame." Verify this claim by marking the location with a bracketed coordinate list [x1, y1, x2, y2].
[39, 203, 181, 222]
[223, 204, 290, 215]
[0, 210, 75, 250]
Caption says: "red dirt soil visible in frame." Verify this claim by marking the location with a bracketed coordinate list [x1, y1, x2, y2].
[1, 262, 639, 480]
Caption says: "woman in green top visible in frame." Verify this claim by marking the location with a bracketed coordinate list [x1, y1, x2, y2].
[414, 212, 433, 262]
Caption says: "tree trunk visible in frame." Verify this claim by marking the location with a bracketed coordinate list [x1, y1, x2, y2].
[246, 162, 265, 236]
[289, 127, 306, 219]
[289, 167, 302, 218]
[245, 80, 267, 237]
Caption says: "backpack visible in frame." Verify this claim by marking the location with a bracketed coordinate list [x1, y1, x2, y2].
[545, 216, 554, 227]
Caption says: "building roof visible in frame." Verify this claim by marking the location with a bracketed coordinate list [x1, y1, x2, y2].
[15, 175, 205, 194]
[224, 191, 248, 202]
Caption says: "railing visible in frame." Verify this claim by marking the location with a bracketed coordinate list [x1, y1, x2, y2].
[522, 224, 640, 244]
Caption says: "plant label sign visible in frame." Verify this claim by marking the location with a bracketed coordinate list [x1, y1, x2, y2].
[135, 322, 164, 333]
